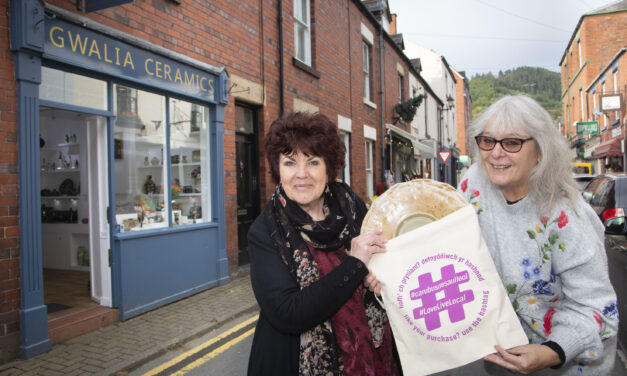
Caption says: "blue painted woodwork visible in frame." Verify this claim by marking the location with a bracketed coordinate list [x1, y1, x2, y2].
[11, 0, 52, 359]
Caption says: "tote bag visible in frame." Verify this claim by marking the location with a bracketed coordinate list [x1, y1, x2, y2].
[369, 204, 528, 375]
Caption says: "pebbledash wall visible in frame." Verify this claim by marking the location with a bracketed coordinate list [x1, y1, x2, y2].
[1, 0, 432, 362]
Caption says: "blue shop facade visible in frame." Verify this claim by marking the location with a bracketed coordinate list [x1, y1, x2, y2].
[11, 1, 229, 358]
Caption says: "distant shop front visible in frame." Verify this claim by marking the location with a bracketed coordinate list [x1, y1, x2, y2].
[11, 1, 228, 358]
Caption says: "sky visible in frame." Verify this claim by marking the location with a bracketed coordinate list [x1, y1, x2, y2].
[388, 0, 619, 78]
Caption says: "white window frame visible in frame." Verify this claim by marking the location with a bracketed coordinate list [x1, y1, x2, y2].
[339, 132, 351, 185]
[363, 41, 372, 101]
[365, 140, 374, 200]
[614, 71, 619, 119]
[294, 0, 311, 65]
[578, 40, 582, 68]
[580, 89, 585, 122]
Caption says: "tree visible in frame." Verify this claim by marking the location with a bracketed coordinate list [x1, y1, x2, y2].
[393, 95, 425, 124]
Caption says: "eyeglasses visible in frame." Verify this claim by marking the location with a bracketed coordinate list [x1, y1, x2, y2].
[474, 135, 533, 153]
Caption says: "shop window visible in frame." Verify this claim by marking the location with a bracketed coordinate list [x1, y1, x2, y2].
[40, 67, 107, 110]
[169, 99, 211, 226]
[114, 86, 168, 232]
[113, 85, 211, 232]
[294, 0, 311, 65]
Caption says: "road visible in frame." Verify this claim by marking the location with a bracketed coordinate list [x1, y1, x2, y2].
[129, 236, 627, 376]
[129, 312, 256, 376]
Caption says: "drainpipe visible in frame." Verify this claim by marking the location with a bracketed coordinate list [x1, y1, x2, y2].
[378, 17, 385, 182]
[278, 0, 285, 115]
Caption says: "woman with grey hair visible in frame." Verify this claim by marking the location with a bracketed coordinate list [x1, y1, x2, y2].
[456, 94, 618, 375]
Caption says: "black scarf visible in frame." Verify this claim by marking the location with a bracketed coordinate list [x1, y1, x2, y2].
[265, 181, 365, 278]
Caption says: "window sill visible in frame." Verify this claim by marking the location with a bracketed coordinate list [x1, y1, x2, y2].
[363, 98, 377, 109]
[292, 58, 321, 79]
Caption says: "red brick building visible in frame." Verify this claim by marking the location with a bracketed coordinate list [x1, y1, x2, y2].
[560, 1, 627, 172]
[1, 0, 429, 362]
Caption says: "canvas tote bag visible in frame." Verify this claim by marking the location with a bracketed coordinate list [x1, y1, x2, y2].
[369, 204, 528, 375]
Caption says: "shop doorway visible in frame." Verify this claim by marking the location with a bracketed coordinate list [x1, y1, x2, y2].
[235, 105, 260, 266]
[39, 108, 112, 321]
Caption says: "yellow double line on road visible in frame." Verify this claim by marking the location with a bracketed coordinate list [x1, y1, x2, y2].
[143, 314, 258, 376]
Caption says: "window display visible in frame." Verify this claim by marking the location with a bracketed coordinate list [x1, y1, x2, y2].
[113, 85, 211, 232]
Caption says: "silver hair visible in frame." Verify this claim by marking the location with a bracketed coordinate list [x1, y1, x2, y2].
[469, 94, 579, 215]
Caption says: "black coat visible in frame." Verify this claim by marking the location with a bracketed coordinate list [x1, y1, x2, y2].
[246, 207, 369, 375]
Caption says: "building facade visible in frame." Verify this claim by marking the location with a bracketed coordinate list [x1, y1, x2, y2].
[559, 1, 627, 173]
[0, 0, 450, 362]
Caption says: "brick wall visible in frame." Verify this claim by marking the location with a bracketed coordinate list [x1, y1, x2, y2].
[0, 0, 19, 362]
[561, 10, 627, 137]
[1, 0, 420, 359]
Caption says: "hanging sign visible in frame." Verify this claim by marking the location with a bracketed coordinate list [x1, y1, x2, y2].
[576, 121, 599, 135]
[85, 0, 134, 13]
[438, 151, 451, 163]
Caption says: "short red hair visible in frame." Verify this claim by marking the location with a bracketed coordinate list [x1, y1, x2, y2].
[264, 112, 346, 184]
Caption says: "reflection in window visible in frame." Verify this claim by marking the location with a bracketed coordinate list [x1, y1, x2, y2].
[169, 99, 211, 226]
[114, 85, 168, 232]
[40, 67, 107, 110]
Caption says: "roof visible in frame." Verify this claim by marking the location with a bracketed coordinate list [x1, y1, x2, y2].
[559, 0, 627, 65]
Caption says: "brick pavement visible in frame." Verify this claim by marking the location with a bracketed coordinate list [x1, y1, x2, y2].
[0, 275, 257, 376]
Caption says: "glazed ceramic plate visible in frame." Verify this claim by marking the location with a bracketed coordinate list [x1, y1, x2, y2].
[361, 179, 469, 240]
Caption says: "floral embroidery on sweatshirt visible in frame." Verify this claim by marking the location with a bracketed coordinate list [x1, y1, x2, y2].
[459, 179, 482, 214]
[525, 211, 568, 265]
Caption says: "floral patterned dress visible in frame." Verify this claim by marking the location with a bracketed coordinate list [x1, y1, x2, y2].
[455, 164, 618, 375]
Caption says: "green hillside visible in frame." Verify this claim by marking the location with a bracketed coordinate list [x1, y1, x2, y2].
[469, 67, 562, 121]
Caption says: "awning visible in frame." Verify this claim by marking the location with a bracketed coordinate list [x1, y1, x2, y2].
[592, 137, 623, 159]
[415, 139, 436, 159]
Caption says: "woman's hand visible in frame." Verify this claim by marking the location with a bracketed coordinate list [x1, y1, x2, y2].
[484, 344, 561, 374]
[364, 271, 382, 296]
[349, 230, 387, 266]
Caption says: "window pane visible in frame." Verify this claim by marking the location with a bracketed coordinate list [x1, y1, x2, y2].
[169, 98, 211, 226]
[40, 67, 107, 110]
[114, 85, 168, 232]
[296, 24, 306, 62]
[235, 106, 254, 134]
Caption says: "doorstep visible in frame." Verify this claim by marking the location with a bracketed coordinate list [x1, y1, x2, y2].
[48, 306, 118, 344]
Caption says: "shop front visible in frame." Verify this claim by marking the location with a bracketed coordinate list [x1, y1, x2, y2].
[592, 136, 624, 172]
[12, 1, 229, 357]
[386, 124, 417, 183]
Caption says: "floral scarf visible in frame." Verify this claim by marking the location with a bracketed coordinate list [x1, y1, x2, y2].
[264, 181, 392, 375]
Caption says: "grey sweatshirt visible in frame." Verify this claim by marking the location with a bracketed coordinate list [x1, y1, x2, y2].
[456, 164, 618, 375]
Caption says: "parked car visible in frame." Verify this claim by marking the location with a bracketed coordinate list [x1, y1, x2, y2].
[573, 173, 597, 191]
[582, 174, 627, 235]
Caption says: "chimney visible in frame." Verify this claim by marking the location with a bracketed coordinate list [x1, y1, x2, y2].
[390, 13, 397, 35]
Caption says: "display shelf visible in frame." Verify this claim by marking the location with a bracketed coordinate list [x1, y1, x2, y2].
[57, 142, 80, 147]
[41, 196, 79, 199]
[41, 168, 81, 174]
[177, 193, 201, 197]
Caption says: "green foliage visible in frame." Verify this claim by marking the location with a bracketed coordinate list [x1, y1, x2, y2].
[394, 95, 425, 124]
[469, 67, 562, 120]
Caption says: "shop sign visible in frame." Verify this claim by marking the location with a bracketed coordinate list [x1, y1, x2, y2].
[44, 18, 217, 102]
[601, 94, 622, 111]
[612, 127, 622, 138]
[85, 0, 133, 13]
[576, 121, 598, 135]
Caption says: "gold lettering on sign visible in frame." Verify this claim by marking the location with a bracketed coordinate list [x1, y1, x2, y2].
[48, 25, 216, 95]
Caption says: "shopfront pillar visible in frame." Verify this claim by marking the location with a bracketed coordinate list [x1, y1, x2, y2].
[10, 0, 52, 358]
